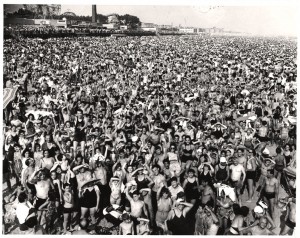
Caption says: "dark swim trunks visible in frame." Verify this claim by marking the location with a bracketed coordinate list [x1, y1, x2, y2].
[286, 218, 296, 229]
[263, 191, 275, 200]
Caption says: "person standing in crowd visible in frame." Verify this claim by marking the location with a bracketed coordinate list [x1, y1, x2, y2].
[2, 32, 297, 235]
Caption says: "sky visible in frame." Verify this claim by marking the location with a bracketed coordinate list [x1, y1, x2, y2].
[4, 4, 299, 36]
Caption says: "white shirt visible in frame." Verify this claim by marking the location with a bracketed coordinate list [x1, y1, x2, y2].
[168, 185, 184, 200]
[16, 201, 33, 224]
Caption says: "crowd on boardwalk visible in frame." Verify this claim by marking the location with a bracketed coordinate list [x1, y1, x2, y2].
[2, 34, 297, 235]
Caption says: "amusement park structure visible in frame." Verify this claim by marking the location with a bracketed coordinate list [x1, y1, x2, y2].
[23, 4, 61, 17]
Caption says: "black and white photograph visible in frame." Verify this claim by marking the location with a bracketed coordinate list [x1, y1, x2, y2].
[1, 2, 298, 235]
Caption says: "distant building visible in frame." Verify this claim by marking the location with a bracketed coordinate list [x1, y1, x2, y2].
[102, 23, 119, 29]
[204, 27, 224, 34]
[4, 17, 67, 28]
[141, 27, 157, 32]
[179, 28, 197, 34]
[120, 25, 130, 30]
[158, 24, 173, 29]
[141, 22, 157, 28]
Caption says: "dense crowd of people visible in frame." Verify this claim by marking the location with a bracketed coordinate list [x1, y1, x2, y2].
[4, 26, 157, 39]
[2, 34, 297, 235]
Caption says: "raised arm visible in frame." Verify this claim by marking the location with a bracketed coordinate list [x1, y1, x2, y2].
[125, 186, 133, 202]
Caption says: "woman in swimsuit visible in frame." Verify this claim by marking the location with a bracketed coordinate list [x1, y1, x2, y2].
[40, 150, 55, 174]
[283, 144, 293, 165]
[165, 200, 193, 235]
[198, 163, 214, 186]
[155, 185, 173, 234]
[109, 177, 122, 205]
[180, 136, 195, 170]
[167, 144, 181, 179]
[134, 168, 154, 192]
[25, 114, 36, 137]
[73, 109, 87, 158]
[183, 169, 199, 204]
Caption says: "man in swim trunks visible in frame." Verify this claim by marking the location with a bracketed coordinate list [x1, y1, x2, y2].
[199, 178, 215, 210]
[261, 169, 279, 219]
[29, 169, 54, 225]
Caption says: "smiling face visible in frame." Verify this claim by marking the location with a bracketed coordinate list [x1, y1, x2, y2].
[51, 171, 57, 180]
[259, 217, 268, 229]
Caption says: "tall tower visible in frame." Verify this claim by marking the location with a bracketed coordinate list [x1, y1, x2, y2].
[92, 5, 97, 22]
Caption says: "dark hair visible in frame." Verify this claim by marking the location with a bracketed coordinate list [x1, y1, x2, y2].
[152, 164, 161, 171]
[170, 177, 177, 183]
[159, 187, 171, 198]
[22, 149, 31, 157]
[77, 109, 83, 114]
[240, 206, 250, 217]
[276, 147, 282, 154]
[48, 191, 56, 201]
[25, 158, 32, 166]
[18, 192, 28, 203]
[163, 158, 170, 164]
[187, 169, 195, 174]
[232, 204, 241, 215]
[267, 169, 275, 175]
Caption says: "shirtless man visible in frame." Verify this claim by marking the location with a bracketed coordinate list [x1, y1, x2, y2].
[240, 217, 275, 235]
[119, 213, 134, 235]
[125, 186, 148, 218]
[256, 157, 275, 192]
[148, 129, 161, 146]
[229, 158, 246, 204]
[75, 165, 99, 225]
[237, 149, 247, 169]
[140, 188, 154, 227]
[29, 169, 54, 224]
[152, 146, 166, 169]
[203, 205, 219, 235]
[94, 160, 110, 209]
[137, 218, 150, 235]
[261, 169, 278, 219]
[280, 197, 296, 235]
[199, 178, 215, 210]
[125, 186, 148, 234]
